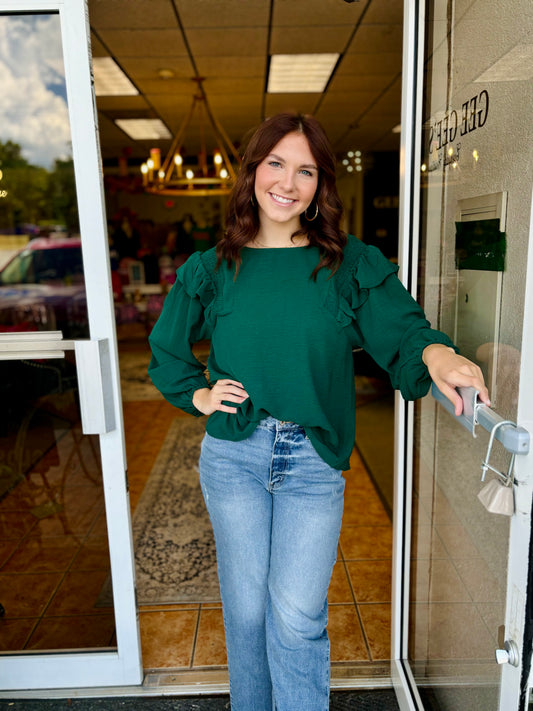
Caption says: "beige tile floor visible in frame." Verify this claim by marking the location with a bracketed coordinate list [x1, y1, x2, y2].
[125, 399, 394, 670]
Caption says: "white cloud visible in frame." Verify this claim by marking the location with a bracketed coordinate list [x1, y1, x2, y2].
[0, 14, 72, 168]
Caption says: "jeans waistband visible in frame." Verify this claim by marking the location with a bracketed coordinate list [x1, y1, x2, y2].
[257, 416, 304, 432]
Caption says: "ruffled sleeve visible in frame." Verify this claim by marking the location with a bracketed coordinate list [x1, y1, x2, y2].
[341, 239, 455, 401]
[148, 251, 216, 415]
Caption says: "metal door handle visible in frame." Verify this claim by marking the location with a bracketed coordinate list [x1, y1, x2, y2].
[495, 640, 519, 667]
[74, 339, 116, 434]
[431, 384, 529, 455]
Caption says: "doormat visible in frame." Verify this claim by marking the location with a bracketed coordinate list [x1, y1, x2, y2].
[98, 416, 220, 606]
[0, 690, 400, 710]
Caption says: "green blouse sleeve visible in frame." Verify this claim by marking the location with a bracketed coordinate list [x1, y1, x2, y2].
[349, 245, 455, 401]
[148, 252, 214, 416]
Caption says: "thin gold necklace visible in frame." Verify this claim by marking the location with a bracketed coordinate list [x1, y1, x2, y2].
[253, 235, 308, 248]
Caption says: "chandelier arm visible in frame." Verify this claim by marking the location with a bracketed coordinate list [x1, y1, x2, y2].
[210, 134, 238, 181]
[160, 98, 197, 178]
[199, 102, 208, 177]
[201, 97, 242, 165]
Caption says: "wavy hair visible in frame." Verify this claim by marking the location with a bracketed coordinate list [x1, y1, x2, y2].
[217, 112, 346, 279]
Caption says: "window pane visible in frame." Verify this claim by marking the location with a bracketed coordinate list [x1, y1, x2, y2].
[0, 13, 87, 338]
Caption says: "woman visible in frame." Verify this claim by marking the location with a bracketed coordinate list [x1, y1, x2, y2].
[148, 113, 489, 711]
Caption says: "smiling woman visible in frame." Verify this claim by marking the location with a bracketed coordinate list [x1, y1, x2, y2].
[148, 112, 489, 711]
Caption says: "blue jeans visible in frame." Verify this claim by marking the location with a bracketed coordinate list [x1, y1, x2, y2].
[199, 417, 345, 711]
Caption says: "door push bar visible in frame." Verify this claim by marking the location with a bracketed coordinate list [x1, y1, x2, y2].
[431, 383, 530, 456]
[0, 332, 115, 435]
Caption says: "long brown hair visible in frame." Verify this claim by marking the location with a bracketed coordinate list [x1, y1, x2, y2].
[217, 112, 346, 278]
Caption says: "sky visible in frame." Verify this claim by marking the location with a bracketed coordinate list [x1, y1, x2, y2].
[0, 14, 72, 168]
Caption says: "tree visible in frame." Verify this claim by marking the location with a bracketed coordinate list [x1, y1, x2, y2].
[0, 140, 78, 233]
[48, 158, 79, 234]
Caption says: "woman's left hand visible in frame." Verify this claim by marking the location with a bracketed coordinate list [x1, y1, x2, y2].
[422, 344, 490, 416]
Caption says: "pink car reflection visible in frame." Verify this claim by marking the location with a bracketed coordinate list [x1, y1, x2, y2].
[0, 238, 88, 337]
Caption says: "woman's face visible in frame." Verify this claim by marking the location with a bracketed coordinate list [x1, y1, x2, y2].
[253, 132, 319, 231]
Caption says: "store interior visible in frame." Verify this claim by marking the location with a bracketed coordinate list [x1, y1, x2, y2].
[0, 0, 403, 681]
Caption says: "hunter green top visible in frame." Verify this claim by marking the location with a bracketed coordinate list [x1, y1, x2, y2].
[148, 235, 454, 470]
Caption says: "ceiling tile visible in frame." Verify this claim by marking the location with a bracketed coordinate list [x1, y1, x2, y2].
[148, 107, 190, 133]
[97, 115, 169, 158]
[328, 72, 394, 93]
[98, 30, 188, 57]
[89, 0, 176, 28]
[96, 96, 151, 112]
[90, 33, 108, 57]
[144, 95, 195, 111]
[195, 56, 266, 78]
[200, 77, 265, 95]
[97, 113, 130, 141]
[318, 90, 384, 112]
[346, 24, 403, 54]
[264, 94, 320, 117]
[208, 93, 264, 114]
[134, 77, 202, 96]
[270, 26, 352, 54]
[340, 52, 403, 74]
[273, 0, 365, 26]
[119, 56, 194, 80]
[176, 0, 270, 28]
[363, 0, 404, 25]
[186, 28, 268, 57]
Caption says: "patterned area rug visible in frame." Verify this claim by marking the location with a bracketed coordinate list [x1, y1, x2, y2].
[119, 344, 210, 402]
[99, 416, 220, 606]
[119, 349, 163, 402]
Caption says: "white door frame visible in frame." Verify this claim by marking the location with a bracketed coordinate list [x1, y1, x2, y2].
[391, 1, 533, 709]
[0, 0, 142, 689]
[391, 0, 426, 704]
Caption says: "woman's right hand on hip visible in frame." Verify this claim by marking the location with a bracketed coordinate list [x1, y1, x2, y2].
[193, 379, 249, 416]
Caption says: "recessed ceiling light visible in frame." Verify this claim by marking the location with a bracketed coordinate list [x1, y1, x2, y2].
[267, 54, 339, 93]
[115, 119, 171, 140]
[474, 44, 533, 82]
[158, 68, 175, 79]
[93, 57, 138, 96]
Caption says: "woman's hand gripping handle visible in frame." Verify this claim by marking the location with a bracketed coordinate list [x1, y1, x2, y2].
[422, 344, 490, 416]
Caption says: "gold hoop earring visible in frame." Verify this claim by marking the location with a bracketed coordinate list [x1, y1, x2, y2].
[305, 202, 319, 221]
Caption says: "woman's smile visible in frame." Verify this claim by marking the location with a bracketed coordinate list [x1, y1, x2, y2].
[269, 192, 297, 206]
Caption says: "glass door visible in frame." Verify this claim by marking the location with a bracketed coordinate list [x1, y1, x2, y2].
[0, 0, 141, 689]
[393, 0, 533, 709]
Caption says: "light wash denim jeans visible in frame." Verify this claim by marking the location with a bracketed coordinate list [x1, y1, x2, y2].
[199, 417, 345, 711]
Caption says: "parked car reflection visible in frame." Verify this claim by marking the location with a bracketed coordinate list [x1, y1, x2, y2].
[0, 237, 88, 337]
